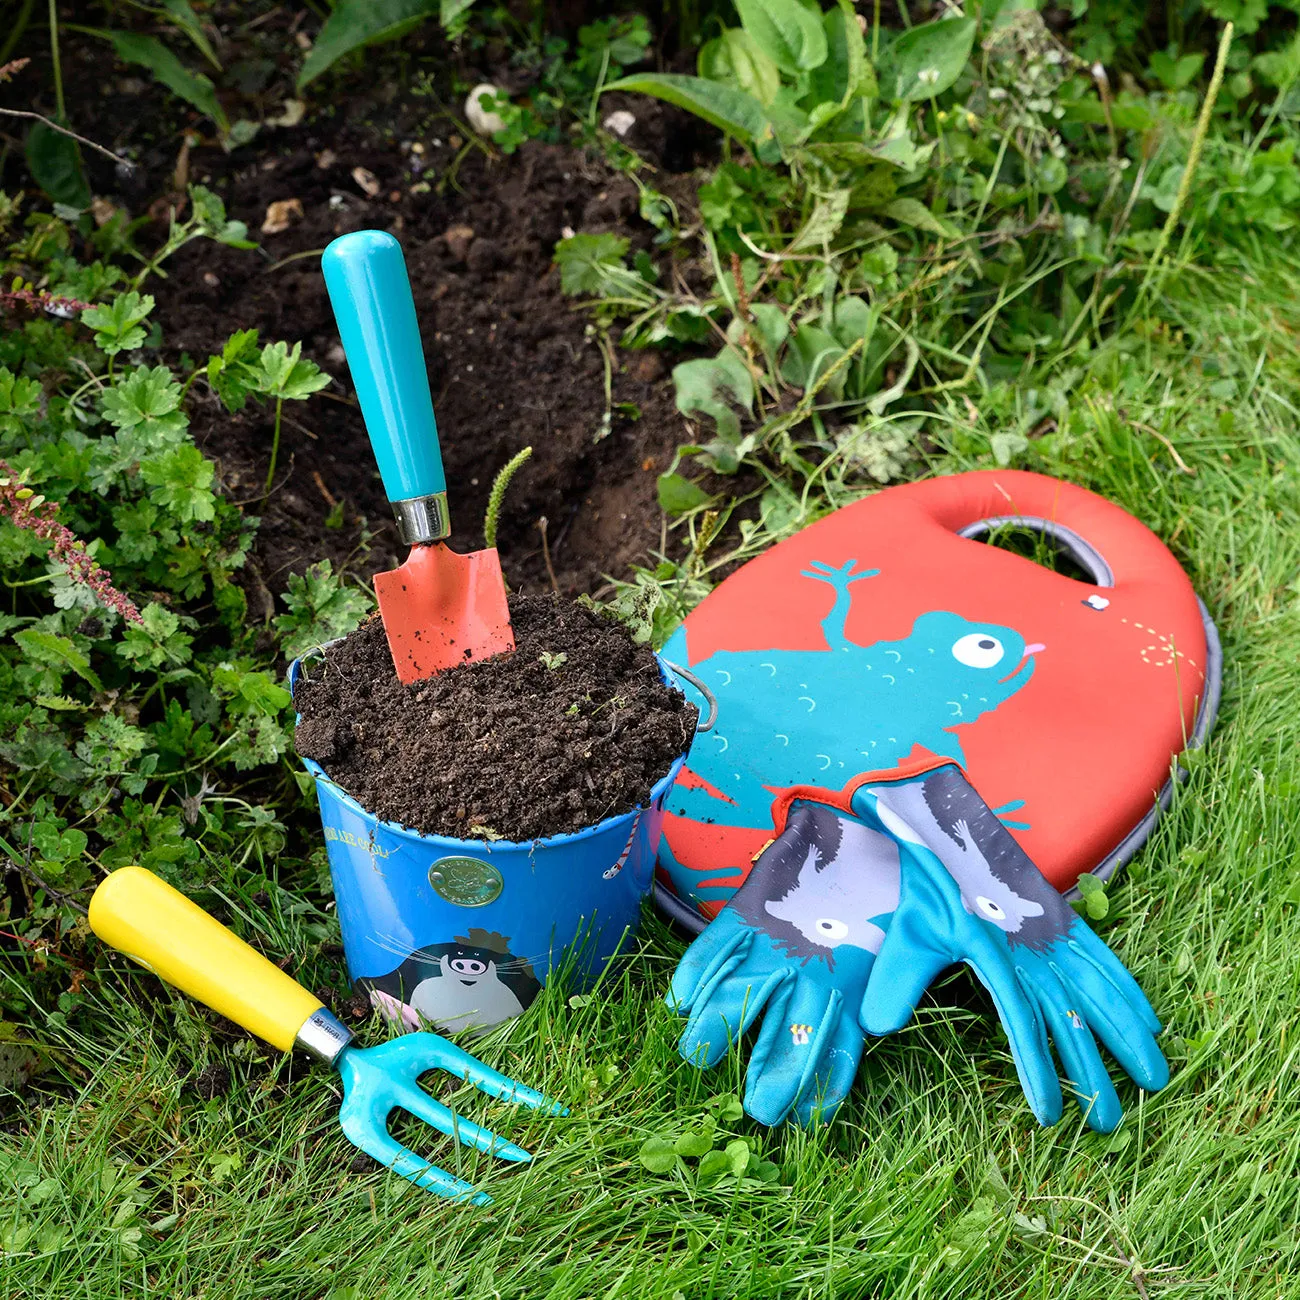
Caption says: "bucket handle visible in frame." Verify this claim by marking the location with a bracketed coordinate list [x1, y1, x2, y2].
[660, 659, 717, 733]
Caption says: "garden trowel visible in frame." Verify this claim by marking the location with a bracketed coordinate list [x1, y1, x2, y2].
[321, 229, 513, 683]
[89, 866, 563, 1205]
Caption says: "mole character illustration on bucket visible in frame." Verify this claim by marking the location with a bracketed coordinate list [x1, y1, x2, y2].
[366, 930, 542, 1034]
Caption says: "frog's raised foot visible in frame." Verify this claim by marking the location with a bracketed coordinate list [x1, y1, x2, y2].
[801, 559, 880, 651]
[800, 559, 880, 592]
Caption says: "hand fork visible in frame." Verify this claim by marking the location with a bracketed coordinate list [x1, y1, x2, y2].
[89, 866, 563, 1205]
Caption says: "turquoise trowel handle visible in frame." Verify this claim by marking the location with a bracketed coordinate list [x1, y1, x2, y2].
[322, 231, 447, 520]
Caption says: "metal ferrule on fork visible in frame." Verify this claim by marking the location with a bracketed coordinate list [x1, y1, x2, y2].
[392, 492, 451, 547]
[295, 1008, 354, 1065]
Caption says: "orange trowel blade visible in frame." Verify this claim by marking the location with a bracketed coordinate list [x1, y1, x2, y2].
[374, 542, 514, 683]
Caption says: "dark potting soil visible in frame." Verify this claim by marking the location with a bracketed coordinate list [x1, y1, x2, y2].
[151, 134, 706, 610]
[292, 595, 697, 841]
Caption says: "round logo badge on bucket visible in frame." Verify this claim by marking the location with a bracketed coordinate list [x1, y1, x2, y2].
[429, 856, 503, 907]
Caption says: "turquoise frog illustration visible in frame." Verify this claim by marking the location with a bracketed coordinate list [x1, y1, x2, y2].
[662, 561, 1044, 831]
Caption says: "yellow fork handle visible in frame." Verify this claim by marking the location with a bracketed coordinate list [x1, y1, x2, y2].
[89, 866, 323, 1053]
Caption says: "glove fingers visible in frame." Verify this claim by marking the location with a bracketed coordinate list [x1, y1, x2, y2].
[858, 918, 950, 1035]
[1066, 926, 1163, 1034]
[1054, 941, 1169, 1094]
[677, 965, 792, 1071]
[744, 980, 842, 1127]
[791, 1012, 866, 1128]
[668, 912, 752, 1015]
[1021, 963, 1123, 1133]
[965, 950, 1063, 1128]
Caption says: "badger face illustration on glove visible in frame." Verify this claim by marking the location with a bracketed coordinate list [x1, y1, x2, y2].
[759, 812, 900, 956]
[869, 765, 1068, 951]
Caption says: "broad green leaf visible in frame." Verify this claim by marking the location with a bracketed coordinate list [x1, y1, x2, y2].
[867, 107, 938, 170]
[1034, 154, 1068, 195]
[696, 1148, 733, 1184]
[553, 233, 631, 296]
[0, 367, 42, 434]
[254, 341, 330, 401]
[298, 0, 439, 90]
[187, 184, 256, 248]
[885, 17, 977, 102]
[789, 189, 850, 251]
[14, 630, 103, 691]
[213, 665, 293, 717]
[764, 84, 813, 153]
[1074, 871, 1109, 920]
[672, 349, 754, 446]
[699, 28, 782, 106]
[673, 1125, 716, 1158]
[82, 292, 155, 357]
[100, 366, 185, 437]
[140, 444, 216, 523]
[829, 295, 887, 399]
[990, 430, 1028, 466]
[32, 824, 87, 862]
[657, 472, 711, 516]
[759, 484, 802, 534]
[273, 561, 373, 660]
[735, 0, 828, 75]
[35, 694, 85, 712]
[1149, 49, 1205, 90]
[830, 295, 878, 349]
[117, 603, 193, 670]
[707, 1093, 745, 1122]
[807, 0, 876, 108]
[25, 120, 90, 209]
[638, 1135, 679, 1174]
[724, 1137, 751, 1176]
[604, 74, 769, 147]
[847, 163, 899, 211]
[440, 0, 478, 29]
[102, 32, 229, 131]
[160, 0, 222, 70]
[747, 302, 790, 358]
[883, 196, 960, 238]
[781, 324, 846, 399]
[832, 297, 894, 397]
[805, 99, 845, 136]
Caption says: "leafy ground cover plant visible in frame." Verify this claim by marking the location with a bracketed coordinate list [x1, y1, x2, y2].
[0, 185, 368, 1003]
[545, 4, 1282, 637]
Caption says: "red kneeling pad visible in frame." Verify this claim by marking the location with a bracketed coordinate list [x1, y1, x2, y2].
[656, 470, 1220, 924]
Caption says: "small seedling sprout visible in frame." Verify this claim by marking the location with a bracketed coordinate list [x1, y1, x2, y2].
[483, 446, 534, 550]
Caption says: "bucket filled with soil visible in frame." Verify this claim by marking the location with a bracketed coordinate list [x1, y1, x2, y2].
[291, 595, 699, 1033]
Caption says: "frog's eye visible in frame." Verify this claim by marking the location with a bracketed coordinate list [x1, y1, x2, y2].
[815, 918, 850, 942]
[975, 896, 1007, 922]
[952, 633, 1005, 669]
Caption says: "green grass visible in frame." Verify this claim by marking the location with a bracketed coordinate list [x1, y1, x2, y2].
[9, 184, 1300, 1300]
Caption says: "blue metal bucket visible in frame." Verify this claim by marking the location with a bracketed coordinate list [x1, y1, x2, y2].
[289, 653, 690, 1034]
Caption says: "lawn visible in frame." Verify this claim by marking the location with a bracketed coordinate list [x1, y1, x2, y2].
[4, 3, 1300, 1297]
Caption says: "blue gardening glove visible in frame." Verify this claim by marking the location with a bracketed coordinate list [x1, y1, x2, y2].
[854, 764, 1169, 1133]
[668, 802, 900, 1126]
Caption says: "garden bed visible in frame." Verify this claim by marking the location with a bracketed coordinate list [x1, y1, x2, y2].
[155, 134, 695, 602]
[43, 18, 712, 604]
